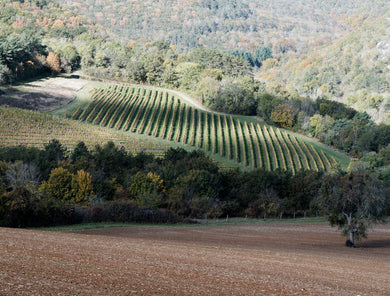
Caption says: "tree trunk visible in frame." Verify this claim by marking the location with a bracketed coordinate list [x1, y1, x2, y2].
[349, 229, 354, 245]
[344, 212, 355, 247]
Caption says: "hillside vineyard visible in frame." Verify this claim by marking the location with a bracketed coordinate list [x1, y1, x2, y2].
[72, 85, 338, 172]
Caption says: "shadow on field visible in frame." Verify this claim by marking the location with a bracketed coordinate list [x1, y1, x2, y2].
[358, 239, 390, 248]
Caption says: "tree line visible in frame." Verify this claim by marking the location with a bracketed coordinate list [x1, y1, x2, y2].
[0, 140, 388, 242]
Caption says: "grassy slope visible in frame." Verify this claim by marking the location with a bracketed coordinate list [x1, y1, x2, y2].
[0, 106, 173, 155]
[49, 80, 107, 117]
[58, 82, 351, 170]
[0, 79, 350, 170]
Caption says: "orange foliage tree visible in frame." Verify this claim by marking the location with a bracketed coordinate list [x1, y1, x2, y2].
[46, 52, 61, 74]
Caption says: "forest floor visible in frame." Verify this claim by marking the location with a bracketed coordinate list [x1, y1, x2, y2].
[1, 221, 389, 295]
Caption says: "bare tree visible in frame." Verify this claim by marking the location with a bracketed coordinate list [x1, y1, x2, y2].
[6, 161, 40, 194]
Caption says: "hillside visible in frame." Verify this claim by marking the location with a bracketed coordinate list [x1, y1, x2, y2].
[55, 0, 388, 53]
[258, 14, 390, 124]
[0, 0, 385, 163]
[0, 80, 351, 172]
[0, 106, 171, 155]
[50, 0, 389, 125]
[63, 83, 350, 171]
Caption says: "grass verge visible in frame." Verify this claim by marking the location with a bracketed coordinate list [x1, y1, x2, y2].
[34, 217, 328, 232]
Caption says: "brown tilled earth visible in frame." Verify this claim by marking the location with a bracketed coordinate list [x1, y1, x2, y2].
[0, 222, 389, 296]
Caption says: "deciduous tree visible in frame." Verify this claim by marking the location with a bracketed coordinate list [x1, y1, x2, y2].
[72, 169, 94, 204]
[39, 167, 75, 203]
[317, 172, 388, 246]
[128, 172, 166, 208]
[46, 52, 61, 74]
[271, 103, 295, 128]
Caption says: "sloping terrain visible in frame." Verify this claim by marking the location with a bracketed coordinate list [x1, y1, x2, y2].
[69, 84, 350, 171]
[0, 106, 171, 155]
[0, 77, 89, 112]
[258, 14, 390, 124]
[0, 79, 350, 170]
[56, 0, 388, 52]
[1, 222, 389, 295]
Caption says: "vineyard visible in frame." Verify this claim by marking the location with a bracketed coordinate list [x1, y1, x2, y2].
[0, 106, 171, 155]
[70, 84, 349, 172]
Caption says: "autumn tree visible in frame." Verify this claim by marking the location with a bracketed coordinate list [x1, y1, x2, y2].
[46, 52, 61, 74]
[128, 172, 166, 208]
[270, 103, 295, 128]
[39, 167, 74, 203]
[72, 169, 94, 204]
[317, 172, 388, 247]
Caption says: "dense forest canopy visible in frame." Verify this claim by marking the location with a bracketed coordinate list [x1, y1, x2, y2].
[258, 14, 390, 124]
[55, 0, 388, 53]
[3, 0, 385, 125]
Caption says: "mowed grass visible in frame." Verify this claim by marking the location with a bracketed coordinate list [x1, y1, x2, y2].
[49, 80, 107, 118]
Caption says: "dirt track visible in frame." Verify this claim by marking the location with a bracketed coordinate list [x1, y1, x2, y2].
[0, 222, 389, 295]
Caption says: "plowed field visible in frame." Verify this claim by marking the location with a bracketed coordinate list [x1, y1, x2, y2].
[1, 222, 389, 295]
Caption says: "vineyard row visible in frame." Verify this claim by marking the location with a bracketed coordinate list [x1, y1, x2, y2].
[72, 85, 338, 172]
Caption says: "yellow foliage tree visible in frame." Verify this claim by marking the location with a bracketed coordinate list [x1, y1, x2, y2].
[39, 167, 74, 202]
[46, 52, 61, 75]
[72, 170, 94, 204]
[270, 103, 295, 128]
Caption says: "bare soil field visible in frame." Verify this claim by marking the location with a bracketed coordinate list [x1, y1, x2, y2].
[0, 222, 389, 295]
[0, 77, 89, 112]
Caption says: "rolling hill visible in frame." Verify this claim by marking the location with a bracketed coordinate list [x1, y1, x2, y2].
[257, 14, 390, 124]
[64, 83, 350, 171]
[55, 0, 388, 53]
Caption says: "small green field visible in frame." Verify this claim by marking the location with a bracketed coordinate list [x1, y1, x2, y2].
[67, 84, 350, 171]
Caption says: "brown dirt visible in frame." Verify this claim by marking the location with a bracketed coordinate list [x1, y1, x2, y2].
[0, 77, 88, 112]
[0, 222, 389, 295]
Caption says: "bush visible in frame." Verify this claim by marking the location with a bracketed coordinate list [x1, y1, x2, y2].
[0, 191, 83, 228]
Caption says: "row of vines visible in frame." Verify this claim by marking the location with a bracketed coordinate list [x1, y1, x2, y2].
[71, 85, 339, 172]
[0, 106, 169, 155]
